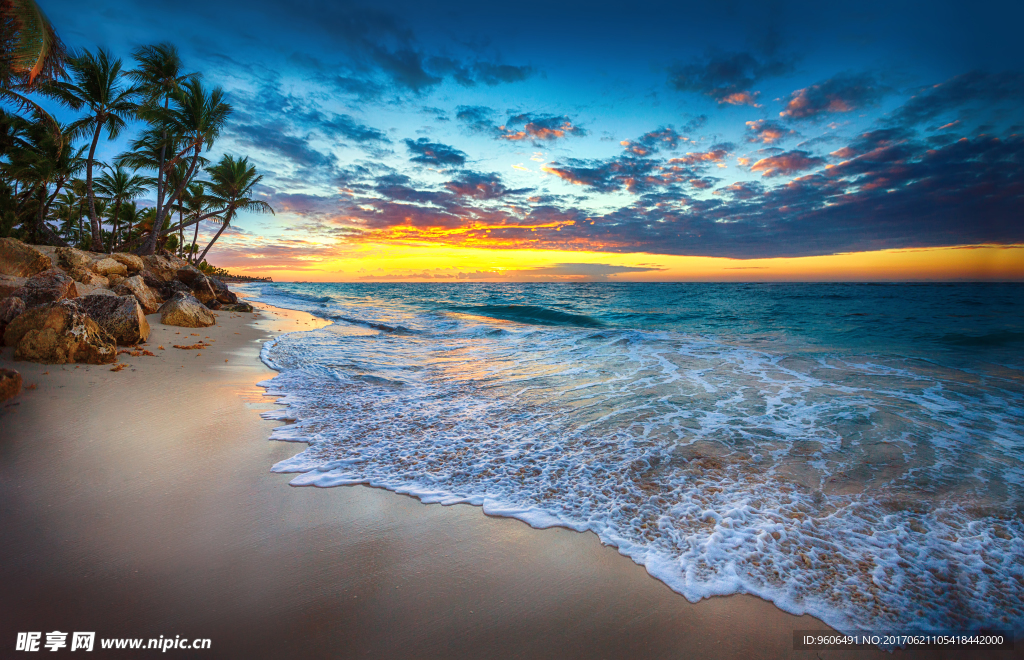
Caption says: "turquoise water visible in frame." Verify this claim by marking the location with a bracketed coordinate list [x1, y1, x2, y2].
[244, 282, 1024, 637]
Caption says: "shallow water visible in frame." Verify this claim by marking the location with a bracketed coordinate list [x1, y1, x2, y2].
[242, 282, 1024, 636]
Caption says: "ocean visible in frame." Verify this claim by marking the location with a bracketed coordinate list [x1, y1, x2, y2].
[240, 281, 1024, 637]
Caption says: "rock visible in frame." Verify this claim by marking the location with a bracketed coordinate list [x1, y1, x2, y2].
[13, 269, 78, 308]
[0, 296, 26, 339]
[222, 302, 254, 313]
[66, 266, 107, 286]
[205, 299, 222, 311]
[55, 246, 93, 272]
[78, 294, 151, 345]
[140, 254, 189, 282]
[0, 274, 27, 298]
[107, 273, 125, 287]
[0, 368, 22, 402]
[74, 283, 117, 298]
[191, 276, 217, 304]
[158, 291, 215, 328]
[92, 258, 128, 277]
[110, 253, 144, 273]
[208, 277, 238, 305]
[112, 275, 162, 314]
[0, 238, 51, 278]
[3, 299, 117, 364]
[175, 267, 204, 286]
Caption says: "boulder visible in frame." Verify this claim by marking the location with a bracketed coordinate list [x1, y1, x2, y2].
[3, 299, 117, 364]
[222, 302, 254, 313]
[110, 253, 144, 273]
[55, 246, 93, 272]
[140, 254, 189, 282]
[0, 238, 50, 277]
[66, 266, 107, 286]
[158, 291, 215, 328]
[0, 274, 27, 298]
[74, 283, 117, 298]
[191, 276, 217, 305]
[175, 267, 204, 286]
[0, 296, 26, 338]
[13, 269, 78, 308]
[92, 258, 128, 277]
[107, 273, 125, 287]
[112, 275, 161, 314]
[0, 368, 22, 402]
[78, 294, 151, 345]
[208, 277, 238, 305]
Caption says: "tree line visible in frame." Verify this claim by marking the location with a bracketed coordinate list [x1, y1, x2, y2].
[1, 0, 274, 262]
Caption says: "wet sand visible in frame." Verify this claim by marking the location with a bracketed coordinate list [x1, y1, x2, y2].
[0, 303, 1017, 659]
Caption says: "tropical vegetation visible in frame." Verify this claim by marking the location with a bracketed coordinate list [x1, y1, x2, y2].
[0, 0, 273, 261]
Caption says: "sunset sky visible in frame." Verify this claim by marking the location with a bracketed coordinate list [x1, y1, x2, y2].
[42, 0, 1024, 281]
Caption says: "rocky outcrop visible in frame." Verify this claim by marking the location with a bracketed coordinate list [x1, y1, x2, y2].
[140, 254, 189, 282]
[13, 269, 78, 308]
[55, 247, 93, 272]
[112, 275, 162, 315]
[0, 296, 26, 337]
[158, 291, 215, 328]
[78, 294, 151, 345]
[222, 302, 254, 313]
[110, 253, 144, 273]
[0, 274, 27, 298]
[107, 273, 125, 287]
[175, 267, 219, 305]
[0, 368, 22, 402]
[92, 258, 128, 277]
[0, 238, 50, 277]
[208, 277, 238, 305]
[74, 283, 117, 298]
[3, 299, 117, 364]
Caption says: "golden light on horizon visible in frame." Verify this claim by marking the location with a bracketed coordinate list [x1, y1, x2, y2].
[213, 240, 1024, 283]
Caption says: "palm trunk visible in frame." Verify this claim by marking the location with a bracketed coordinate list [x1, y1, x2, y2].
[85, 120, 105, 251]
[178, 208, 184, 258]
[190, 214, 200, 264]
[108, 199, 122, 253]
[140, 144, 201, 255]
[196, 211, 232, 265]
[36, 186, 68, 247]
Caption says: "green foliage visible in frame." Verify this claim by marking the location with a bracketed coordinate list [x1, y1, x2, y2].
[2, 25, 273, 253]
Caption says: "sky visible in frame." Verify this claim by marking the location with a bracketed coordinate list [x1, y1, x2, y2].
[36, 0, 1024, 281]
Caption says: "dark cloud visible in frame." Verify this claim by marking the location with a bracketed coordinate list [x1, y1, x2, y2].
[321, 114, 390, 143]
[230, 123, 338, 174]
[428, 58, 535, 87]
[444, 172, 524, 200]
[668, 51, 793, 106]
[404, 138, 468, 167]
[749, 150, 825, 177]
[455, 107, 585, 143]
[542, 146, 730, 194]
[745, 119, 799, 144]
[888, 70, 1024, 128]
[781, 72, 888, 119]
[621, 127, 686, 156]
[500, 113, 586, 142]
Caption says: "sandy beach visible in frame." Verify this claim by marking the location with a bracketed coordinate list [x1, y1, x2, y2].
[0, 302, 1017, 659]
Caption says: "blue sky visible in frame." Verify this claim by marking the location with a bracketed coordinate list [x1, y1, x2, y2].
[32, 0, 1024, 277]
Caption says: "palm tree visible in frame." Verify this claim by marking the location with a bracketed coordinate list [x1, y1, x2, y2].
[195, 155, 273, 264]
[94, 164, 150, 251]
[137, 77, 229, 255]
[0, 0, 66, 139]
[0, 118, 83, 245]
[117, 200, 144, 244]
[178, 181, 211, 263]
[50, 48, 137, 250]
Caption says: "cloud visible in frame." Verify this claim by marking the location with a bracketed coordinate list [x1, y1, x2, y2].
[668, 51, 792, 106]
[321, 114, 390, 143]
[888, 70, 1024, 128]
[745, 119, 798, 144]
[621, 127, 686, 155]
[428, 58, 536, 87]
[455, 107, 586, 143]
[749, 150, 825, 177]
[781, 72, 888, 119]
[445, 172, 520, 200]
[404, 138, 468, 167]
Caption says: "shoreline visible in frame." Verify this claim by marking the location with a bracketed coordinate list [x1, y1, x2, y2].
[0, 301, 1014, 658]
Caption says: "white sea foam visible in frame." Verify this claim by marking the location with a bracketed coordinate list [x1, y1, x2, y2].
[247, 286, 1024, 638]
